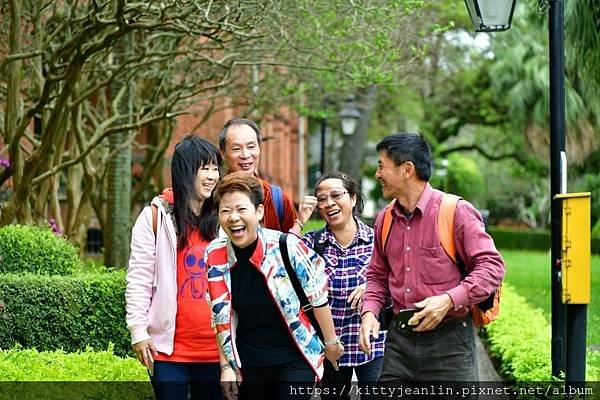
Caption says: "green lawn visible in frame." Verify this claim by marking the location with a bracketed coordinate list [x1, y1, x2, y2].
[499, 249, 599, 348]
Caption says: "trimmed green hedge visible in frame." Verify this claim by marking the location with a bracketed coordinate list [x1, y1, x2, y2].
[485, 284, 599, 381]
[0, 271, 130, 357]
[0, 345, 147, 381]
[488, 227, 600, 255]
[0, 225, 82, 275]
[0, 346, 151, 399]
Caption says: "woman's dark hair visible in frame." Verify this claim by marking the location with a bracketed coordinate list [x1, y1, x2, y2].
[375, 133, 432, 181]
[315, 171, 365, 215]
[172, 135, 221, 248]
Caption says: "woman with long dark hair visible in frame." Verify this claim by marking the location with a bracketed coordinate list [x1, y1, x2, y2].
[126, 135, 223, 400]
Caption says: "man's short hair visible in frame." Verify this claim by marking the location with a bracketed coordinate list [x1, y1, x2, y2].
[214, 171, 264, 208]
[376, 133, 432, 181]
[219, 118, 262, 151]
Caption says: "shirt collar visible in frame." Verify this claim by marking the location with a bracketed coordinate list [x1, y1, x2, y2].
[320, 217, 371, 247]
[392, 182, 434, 218]
[226, 228, 266, 267]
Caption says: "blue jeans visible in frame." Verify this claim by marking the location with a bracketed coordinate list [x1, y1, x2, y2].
[321, 357, 384, 400]
[150, 361, 222, 400]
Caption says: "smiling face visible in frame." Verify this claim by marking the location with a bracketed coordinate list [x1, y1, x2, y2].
[315, 178, 356, 229]
[194, 162, 220, 201]
[221, 124, 260, 175]
[218, 191, 264, 248]
[375, 150, 408, 200]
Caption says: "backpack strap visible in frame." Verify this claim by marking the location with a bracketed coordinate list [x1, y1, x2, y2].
[311, 227, 327, 258]
[279, 233, 324, 339]
[437, 193, 461, 264]
[380, 200, 396, 255]
[271, 184, 284, 229]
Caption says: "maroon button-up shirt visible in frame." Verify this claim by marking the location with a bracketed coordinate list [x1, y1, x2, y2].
[363, 183, 505, 318]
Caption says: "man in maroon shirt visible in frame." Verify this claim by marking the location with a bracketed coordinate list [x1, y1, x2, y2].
[219, 118, 298, 232]
[358, 133, 504, 382]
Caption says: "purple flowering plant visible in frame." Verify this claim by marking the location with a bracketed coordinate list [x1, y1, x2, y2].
[48, 218, 62, 236]
[0, 157, 10, 168]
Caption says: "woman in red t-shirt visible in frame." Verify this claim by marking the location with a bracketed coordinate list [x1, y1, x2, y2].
[126, 135, 222, 400]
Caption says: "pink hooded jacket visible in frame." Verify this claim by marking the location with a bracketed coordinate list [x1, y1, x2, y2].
[125, 194, 179, 353]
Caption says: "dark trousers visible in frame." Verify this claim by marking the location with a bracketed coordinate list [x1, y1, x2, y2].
[321, 357, 384, 400]
[238, 359, 315, 400]
[379, 317, 478, 383]
[150, 361, 222, 400]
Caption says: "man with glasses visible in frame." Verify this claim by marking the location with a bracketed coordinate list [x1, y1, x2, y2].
[358, 133, 504, 384]
[219, 118, 299, 232]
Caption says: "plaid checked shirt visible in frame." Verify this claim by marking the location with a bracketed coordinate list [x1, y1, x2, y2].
[302, 218, 385, 367]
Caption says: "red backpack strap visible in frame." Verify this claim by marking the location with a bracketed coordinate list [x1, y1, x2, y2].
[380, 200, 396, 254]
[437, 193, 461, 264]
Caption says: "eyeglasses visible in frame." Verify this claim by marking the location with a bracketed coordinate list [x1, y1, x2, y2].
[316, 191, 349, 207]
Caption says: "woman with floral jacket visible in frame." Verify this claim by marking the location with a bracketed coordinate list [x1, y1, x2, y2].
[205, 172, 344, 400]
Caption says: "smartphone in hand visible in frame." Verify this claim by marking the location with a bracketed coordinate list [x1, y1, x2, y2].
[396, 308, 422, 331]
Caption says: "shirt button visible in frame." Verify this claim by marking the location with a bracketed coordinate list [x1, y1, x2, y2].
[406, 246, 411, 251]
[406, 288, 410, 292]
[407, 226, 411, 230]
[406, 267, 410, 272]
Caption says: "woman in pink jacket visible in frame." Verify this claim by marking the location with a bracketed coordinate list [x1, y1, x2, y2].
[126, 135, 222, 400]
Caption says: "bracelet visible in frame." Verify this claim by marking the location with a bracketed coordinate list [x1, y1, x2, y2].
[294, 219, 304, 229]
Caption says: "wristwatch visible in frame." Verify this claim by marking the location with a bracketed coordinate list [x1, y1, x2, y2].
[324, 336, 341, 346]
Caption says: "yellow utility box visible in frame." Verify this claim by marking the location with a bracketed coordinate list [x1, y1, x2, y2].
[555, 192, 591, 304]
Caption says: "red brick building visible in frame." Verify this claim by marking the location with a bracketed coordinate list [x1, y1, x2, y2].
[162, 101, 307, 203]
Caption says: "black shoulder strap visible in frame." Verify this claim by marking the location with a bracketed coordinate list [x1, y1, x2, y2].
[311, 227, 327, 258]
[279, 233, 311, 311]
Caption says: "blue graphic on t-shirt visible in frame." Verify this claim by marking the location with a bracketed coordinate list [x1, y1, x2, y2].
[179, 245, 207, 299]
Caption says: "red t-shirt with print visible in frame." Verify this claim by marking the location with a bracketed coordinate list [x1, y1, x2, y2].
[154, 228, 219, 362]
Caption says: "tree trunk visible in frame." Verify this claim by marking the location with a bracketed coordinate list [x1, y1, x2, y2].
[338, 85, 378, 180]
[104, 36, 133, 268]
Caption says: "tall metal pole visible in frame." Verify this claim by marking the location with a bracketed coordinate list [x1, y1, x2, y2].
[549, 0, 566, 377]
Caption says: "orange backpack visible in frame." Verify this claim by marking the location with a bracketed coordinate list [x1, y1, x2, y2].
[380, 193, 501, 327]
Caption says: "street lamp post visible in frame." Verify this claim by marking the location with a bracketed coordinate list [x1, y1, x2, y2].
[463, 0, 584, 381]
[339, 97, 361, 136]
[319, 97, 361, 177]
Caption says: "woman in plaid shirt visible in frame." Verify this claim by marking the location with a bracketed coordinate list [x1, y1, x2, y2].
[298, 171, 386, 400]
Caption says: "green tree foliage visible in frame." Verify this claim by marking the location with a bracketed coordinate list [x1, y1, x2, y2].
[445, 153, 484, 208]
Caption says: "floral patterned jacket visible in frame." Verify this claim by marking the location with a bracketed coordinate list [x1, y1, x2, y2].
[205, 228, 329, 379]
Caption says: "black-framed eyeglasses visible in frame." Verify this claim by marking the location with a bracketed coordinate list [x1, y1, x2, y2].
[316, 191, 349, 207]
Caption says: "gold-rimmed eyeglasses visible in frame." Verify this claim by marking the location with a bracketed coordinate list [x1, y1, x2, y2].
[316, 191, 349, 208]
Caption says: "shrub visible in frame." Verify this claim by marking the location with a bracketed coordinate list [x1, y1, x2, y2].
[486, 284, 553, 382]
[488, 226, 600, 255]
[0, 346, 151, 399]
[446, 153, 485, 208]
[0, 225, 82, 275]
[0, 345, 148, 381]
[0, 271, 131, 356]
[486, 284, 599, 382]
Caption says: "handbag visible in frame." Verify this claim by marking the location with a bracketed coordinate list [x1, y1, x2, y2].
[279, 234, 324, 340]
